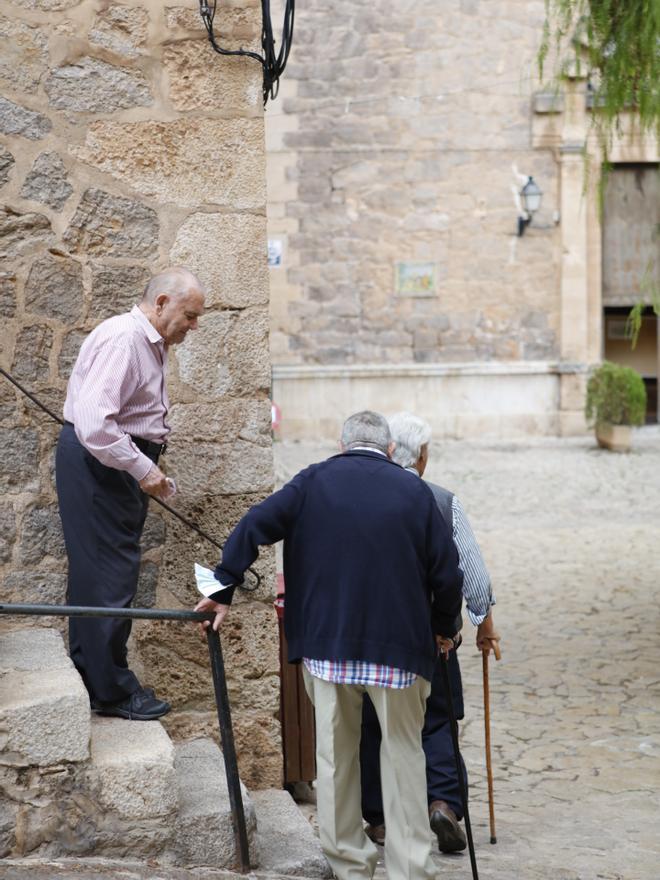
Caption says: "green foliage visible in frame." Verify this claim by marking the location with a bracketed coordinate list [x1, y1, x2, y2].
[585, 361, 647, 427]
[626, 263, 660, 348]
[539, 1, 660, 158]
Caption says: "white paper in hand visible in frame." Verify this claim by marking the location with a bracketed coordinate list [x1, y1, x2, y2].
[194, 563, 232, 598]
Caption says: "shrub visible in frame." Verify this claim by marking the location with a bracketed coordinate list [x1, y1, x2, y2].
[585, 361, 647, 427]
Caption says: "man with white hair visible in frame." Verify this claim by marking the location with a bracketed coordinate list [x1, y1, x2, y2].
[361, 411, 500, 854]
[195, 410, 464, 880]
[56, 266, 205, 720]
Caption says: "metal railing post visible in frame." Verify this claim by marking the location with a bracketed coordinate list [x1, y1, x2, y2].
[206, 626, 252, 873]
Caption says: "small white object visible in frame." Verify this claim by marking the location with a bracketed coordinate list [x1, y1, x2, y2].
[163, 478, 177, 499]
[194, 563, 232, 598]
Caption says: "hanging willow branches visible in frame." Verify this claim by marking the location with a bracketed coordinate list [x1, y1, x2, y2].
[538, 0, 660, 148]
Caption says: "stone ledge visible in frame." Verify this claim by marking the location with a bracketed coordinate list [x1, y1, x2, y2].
[272, 360, 589, 380]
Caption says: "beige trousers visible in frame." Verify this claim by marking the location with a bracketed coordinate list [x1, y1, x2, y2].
[303, 668, 435, 880]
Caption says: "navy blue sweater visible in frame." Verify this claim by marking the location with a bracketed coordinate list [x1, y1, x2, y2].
[214, 450, 463, 681]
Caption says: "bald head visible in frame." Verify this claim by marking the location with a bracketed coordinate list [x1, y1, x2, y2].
[140, 266, 206, 346]
[142, 266, 205, 305]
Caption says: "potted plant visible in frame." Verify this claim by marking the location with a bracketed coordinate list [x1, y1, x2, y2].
[585, 361, 647, 452]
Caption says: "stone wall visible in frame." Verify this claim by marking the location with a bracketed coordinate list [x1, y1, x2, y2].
[267, 0, 568, 438]
[0, 0, 281, 789]
[268, 0, 561, 368]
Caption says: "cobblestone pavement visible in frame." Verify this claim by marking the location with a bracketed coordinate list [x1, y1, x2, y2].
[277, 430, 660, 880]
[3, 430, 659, 880]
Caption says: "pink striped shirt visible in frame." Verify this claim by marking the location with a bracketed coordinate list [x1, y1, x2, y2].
[63, 305, 169, 481]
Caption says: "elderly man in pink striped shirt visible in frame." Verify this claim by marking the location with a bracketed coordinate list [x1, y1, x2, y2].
[56, 266, 205, 720]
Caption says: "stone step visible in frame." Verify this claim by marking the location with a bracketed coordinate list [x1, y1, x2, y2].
[0, 628, 90, 767]
[85, 715, 178, 858]
[172, 737, 257, 869]
[252, 789, 332, 877]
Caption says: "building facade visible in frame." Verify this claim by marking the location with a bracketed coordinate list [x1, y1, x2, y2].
[266, 0, 659, 439]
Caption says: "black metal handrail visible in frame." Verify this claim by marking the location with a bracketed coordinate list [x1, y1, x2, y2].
[0, 602, 251, 873]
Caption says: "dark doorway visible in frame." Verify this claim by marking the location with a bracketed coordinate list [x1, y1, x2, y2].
[602, 164, 659, 424]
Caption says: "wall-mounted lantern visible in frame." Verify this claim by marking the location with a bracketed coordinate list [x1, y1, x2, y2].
[517, 176, 543, 236]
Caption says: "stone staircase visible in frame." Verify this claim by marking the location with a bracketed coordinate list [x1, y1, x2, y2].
[0, 627, 330, 875]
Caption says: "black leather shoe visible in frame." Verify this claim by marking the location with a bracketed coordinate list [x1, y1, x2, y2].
[429, 800, 467, 853]
[365, 823, 386, 846]
[91, 686, 171, 721]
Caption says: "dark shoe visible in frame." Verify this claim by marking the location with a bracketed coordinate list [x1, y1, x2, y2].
[429, 800, 466, 853]
[91, 686, 171, 721]
[365, 823, 386, 846]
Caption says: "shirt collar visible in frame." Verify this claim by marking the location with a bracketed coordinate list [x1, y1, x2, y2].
[349, 446, 387, 456]
[131, 304, 163, 345]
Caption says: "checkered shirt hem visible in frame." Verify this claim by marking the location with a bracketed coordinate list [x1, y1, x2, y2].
[303, 658, 416, 688]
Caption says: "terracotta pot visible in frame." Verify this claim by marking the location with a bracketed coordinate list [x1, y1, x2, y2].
[596, 423, 631, 453]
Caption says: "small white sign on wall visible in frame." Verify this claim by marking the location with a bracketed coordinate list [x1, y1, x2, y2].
[268, 238, 283, 267]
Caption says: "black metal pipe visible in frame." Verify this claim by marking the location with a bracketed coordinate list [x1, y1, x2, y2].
[0, 602, 213, 622]
[206, 627, 252, 873]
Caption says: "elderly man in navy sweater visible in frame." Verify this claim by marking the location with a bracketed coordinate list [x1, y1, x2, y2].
[195, 411, 463, 880]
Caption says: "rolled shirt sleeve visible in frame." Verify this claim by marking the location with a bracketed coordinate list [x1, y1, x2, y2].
[72, 341, 154, 482]
[451, 496, 495, 625]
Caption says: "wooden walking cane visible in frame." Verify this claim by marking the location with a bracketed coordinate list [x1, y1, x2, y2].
[482, 641, 501, 845]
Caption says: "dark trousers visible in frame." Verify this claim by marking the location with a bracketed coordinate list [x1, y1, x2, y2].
[361, 650, 468, 823]
[55, 424, 150, 703]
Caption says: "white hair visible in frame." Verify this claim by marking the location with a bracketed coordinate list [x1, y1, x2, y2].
[341, 410, 391, 453]
[388, 412, 432, 469]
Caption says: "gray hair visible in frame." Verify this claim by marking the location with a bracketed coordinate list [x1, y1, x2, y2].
[142, 266, 205, 304]
[388, 412, 432, 469]
[341, 410, 391, 453]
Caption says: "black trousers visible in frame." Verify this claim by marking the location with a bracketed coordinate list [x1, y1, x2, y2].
[360, 649, 468, 823]
[55, 424, 150, 703]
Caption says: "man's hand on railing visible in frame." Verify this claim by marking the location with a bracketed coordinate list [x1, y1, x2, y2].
[194, 596, 230, 639]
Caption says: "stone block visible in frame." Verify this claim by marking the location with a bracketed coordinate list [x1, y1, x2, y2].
[0, 633, 90, 766]
[170, 212, 268, 309]
[252, 789, 332, 877]
[168, 399, 271, 445]
[0, 208, 52, 259]
[163, 40, 261, 113]
[18, 502, 65, 566]
[7, 0, 80, 8]
[0, 15, 48, 91]
[24, 254, 83, 323]
[0, 147, 14, 187]
[0, 97, 52, 140]
[89, 5, 149, 59]
[0, 428, 40, 494]
[135, 561, 158, 608]
[168, 439, 273, 496]
[89, 716, 177, 819]
[173, 737, 257, 868]
[63, 188, 159, 258]
[0, 628, 71, 674]
[2, 570, 67, 606]
[141, 511, 166, 551]
[20, 153, 73, 211]
[0, 502, 15, 563]
[45, 57, 153, 113]
[89, 263, 150, 321]
[0, 272, 16, 318]
[58, 330, 85, 379]
[175, 307, 270, 398]
[72, 118, 266, 209]
[11, 324, 53, 384]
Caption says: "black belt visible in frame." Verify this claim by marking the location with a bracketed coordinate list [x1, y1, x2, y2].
[130, 435, 167, 462]
[64, 422, 166, 462]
